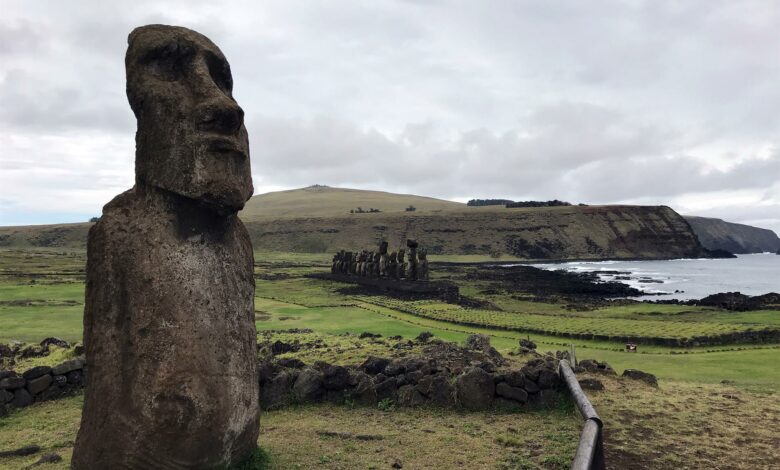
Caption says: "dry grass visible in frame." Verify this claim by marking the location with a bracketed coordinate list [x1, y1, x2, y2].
[589, 374, 780, 469]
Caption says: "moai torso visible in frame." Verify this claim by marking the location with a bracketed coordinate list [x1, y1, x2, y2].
[73, 25, 259, 469]
[418, 248, 429, 281]
[398, 249, 406, 280]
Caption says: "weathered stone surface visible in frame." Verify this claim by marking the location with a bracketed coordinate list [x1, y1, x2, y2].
[293, 368, 324, 402]
[51, 358, 85, 376]
[0, 389, 13, 403]
[0, 370, 17, 380]
[495, 382, 528, 403]
[348, 371, 377, 406]
[578, 359, 617, 375]
[40, 337, 70, 350]
[261, 370, 296, 410]
[360, 356, 390, 375]
[578, 378, 604, 391]
[396, 385, 426, 407]
[537, 369, 560, 390]
[428, 375, 456, 407]
[72, 25, 259, 469]
[375, 377, 398, 401]
[622, 369, 658, 387]
[27, 374, 53, 395]
[456, 367, 495, 409]
[66, 370, 82, 385]
[322, 364, 350, 390]
[22, 366, 52, 380]
[12, 388, 32, 407]
[503, 370, 525, 388]
[53, 375, 68, 388]
[0, 376, 26, 390]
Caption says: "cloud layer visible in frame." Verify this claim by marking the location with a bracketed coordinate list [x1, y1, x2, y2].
[1, 0, 779, 233]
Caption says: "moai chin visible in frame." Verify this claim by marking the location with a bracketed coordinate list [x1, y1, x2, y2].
[72, 25, 259, 469]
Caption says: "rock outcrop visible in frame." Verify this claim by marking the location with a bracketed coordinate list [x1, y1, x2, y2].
[72, 25, 259, 469]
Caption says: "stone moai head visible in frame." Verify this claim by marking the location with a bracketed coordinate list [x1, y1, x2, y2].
[406, 239, 418, 250]
[126, 25, 253, 214]
[379, 241, 388, 255]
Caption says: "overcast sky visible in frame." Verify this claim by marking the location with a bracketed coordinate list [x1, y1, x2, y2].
[2, 0, 779, 234]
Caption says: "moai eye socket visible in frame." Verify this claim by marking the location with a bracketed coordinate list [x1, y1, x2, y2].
[206, 52, 233, 94]
[142, 42, 195, 82]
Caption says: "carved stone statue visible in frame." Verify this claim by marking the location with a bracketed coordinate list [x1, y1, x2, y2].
[388, 251, 398, 279]
[378, 241, 388, 277]
[73, 25, 259, 469]
[406, 239, 419, 281]
[398, 248, 406, 280]
[418, 248, 429, 281]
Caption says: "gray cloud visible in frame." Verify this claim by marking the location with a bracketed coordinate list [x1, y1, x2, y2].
[1, 0, 779, 234]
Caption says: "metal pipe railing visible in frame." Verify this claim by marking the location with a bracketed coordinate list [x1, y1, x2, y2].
[559, 359, 606, 470]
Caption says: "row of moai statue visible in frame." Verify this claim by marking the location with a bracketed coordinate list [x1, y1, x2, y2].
[332, 239, 429, 281]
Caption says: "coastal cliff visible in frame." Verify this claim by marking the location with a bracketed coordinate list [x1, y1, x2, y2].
[685, 216, 780, 254]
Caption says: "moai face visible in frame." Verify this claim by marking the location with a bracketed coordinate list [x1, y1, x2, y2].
[126, 25, 253, 214]
[379, 241, 388, 255]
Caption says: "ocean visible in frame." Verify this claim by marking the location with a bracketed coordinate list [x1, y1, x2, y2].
[531, 253, 780, 300]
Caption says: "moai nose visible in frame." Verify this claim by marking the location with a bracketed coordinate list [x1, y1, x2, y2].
[197, 101, 244, 135]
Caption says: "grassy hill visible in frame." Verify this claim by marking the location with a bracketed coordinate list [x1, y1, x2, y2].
[240, 185, 464, 220]
[0, 186, 711, 260]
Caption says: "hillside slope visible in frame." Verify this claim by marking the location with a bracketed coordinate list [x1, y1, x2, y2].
[247, 203, 709, 259]
[0, 187, 711, 260]
[685, 216, 780, 254]
[240, 185, 464, 220]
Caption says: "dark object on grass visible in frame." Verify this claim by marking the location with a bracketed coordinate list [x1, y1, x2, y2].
[622, 369, 658, 387]
[0, 444, 40, 458]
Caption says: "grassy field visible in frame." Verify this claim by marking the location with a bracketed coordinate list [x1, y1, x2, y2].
[1, 248, 780, 468]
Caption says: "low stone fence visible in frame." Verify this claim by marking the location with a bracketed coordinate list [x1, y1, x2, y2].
[260, 355, 563, 411]
[0, 358, 85, 413]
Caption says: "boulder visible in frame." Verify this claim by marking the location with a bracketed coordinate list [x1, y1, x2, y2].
[374, 378, 398, 401]
[415, 331, 434, 342]
[384, 360, 406, 376]
[578, 359, 617, 375]
[0, 389, 13, 403]
[293, 368, 324, 402]
[347, 372, 376, 405]
[396, 385, 426, 407]
[276, 357, 306, 369]
[65, 370, 83, 386]
[0, 370, 17, 380]
[360, 356, 390, 375]
[578, 378, 604, 391]
[0, 376, 26, 390]
[22, 366, 52, 380]
[456, 367, 495, 409]
[537, 369, 560, 390]
[519, 338, 537, 350]
[53, 375, 68, 388]
[51, 358, 85, 376]
[495, 382, 528, 403]
[622, 369, 658, 387]
[40, 337, 70, 349]
[322, 365, 351, 390]
[503, 370, 525, 388]
[261, 370, 297, 410]
[12, 388, 32, 407]
[27, 374, 53, 395]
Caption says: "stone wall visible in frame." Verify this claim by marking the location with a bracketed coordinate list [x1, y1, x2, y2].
[259, 355, 563, 411]
[0, 358, 85, 414]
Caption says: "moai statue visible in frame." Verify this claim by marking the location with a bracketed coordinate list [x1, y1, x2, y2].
[345, 251, 353, 274]
[388, 251, 398, 280]
[418, 248, 429, 281]
[378, 241, 388, 278]
[357, 251, 365, 276]
[331, 252, 339, 274]
[350, 251, 358, 274]
[398, 248, 406, 280]
[338, 250, 346, 273]
[73, 25, 259, 469]
[406, 239, 419, 281]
